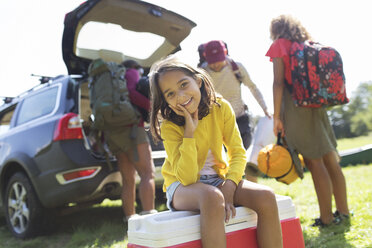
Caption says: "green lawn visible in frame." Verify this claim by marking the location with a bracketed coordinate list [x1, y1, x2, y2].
[258, 164, 372, 248]
[337, 132, 372, 151]
[0, 134, 371, 248]
[0, 164, 370, 248]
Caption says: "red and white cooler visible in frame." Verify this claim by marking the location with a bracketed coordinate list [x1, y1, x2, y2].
[127, 195, 304, 248]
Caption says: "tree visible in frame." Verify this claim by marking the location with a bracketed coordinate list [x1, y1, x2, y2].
[328, 81, 372, 138]
[328, 105, 353, 138]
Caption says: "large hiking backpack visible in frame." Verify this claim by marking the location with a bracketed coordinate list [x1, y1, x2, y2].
[88, 59, 141, 164]
[88, 59, 140, 131]
[289, 41, 349, 108]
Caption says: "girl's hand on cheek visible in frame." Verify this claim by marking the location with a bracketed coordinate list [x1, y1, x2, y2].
[169, 104, 184, 117]
[177, 104, 198, 138]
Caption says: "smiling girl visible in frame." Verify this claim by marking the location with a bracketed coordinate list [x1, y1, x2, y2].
[149, 56, 283, 248]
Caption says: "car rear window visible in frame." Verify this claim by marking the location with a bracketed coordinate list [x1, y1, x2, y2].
[16, 86, 59, 125]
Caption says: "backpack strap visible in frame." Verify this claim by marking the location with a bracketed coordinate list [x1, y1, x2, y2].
[106, 62, 124, 110]
[280, 133, 304, 179]
[228, 57, 247, 110]
[277, 132, 283, 146]
[228, 58, 243, 84]
[94, 130, 114, 171]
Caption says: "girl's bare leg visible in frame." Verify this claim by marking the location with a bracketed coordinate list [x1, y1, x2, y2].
[131, 143, 155, 212]
[173, 183, 226, 248]
[304, 157, 333, 224]
[116, 152, 137, 217]
[117, 143, 155, 217]
[322, 151, 349, 215]
[234, 180, 283, 248]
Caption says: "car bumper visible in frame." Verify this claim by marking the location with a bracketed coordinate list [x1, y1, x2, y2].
[32, 140, 121, 208]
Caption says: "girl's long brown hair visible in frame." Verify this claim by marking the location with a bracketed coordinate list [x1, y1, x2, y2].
[149, 56, 218, 142]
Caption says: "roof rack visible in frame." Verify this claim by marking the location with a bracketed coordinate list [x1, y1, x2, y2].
[31, 74, 52, 84]
[0, 74, 66, 107]
[0, 97, 14, 104]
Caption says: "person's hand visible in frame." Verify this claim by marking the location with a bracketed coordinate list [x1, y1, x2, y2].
[273, 116, 285, 137]
[169, 104, 198, 138]
[219, 180, 237, 223]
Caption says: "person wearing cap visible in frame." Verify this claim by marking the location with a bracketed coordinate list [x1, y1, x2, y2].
[200, 40, 270, 182]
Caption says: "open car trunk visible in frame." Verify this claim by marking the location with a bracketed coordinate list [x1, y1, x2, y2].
[63, 0, 195, 168]
[62, 0, 196, 75]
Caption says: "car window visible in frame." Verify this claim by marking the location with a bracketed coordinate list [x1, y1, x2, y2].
[0, 106, 16, 134]
[16, 86, 59, 125]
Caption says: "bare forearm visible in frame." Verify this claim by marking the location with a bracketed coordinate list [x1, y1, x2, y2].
[272, 57, 285, 119]
[273, 81, 284, 119]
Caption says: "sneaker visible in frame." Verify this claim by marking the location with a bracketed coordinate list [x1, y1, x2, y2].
[333, 210, 350, 220]
[333, 210, 352, 225]
[311, 217, 340, 227]
[311, 218, 329, 227]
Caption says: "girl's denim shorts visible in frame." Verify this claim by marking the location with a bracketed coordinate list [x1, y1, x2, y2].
[166, 174, 224, 211]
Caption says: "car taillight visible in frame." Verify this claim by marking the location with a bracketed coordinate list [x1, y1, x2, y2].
[53, 113, 83, 141]
[63, 169, 97, 181]
[56, 167, 101, 184]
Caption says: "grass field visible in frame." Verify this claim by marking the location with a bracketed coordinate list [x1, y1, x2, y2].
[337, 132, 372, 151]
[259, 164, 372, 248]
[0, 136, 371, 248]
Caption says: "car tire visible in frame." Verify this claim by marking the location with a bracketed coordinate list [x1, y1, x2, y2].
[4, 172, 46, 239]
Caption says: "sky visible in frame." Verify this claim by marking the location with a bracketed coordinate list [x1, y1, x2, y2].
[1, 0, 371, 116]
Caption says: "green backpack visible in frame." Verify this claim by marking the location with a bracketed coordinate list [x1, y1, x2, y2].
[88, 59, 140, 130]
[88, 59, 140, 162]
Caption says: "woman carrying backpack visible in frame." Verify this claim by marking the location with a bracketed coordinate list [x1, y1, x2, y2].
[265, 14, 350, 227]
[117, 61, 157, 222]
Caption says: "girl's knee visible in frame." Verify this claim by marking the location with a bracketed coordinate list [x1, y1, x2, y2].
[262, 187, 276, 201]
[256, 188, 277, 213]
[199, 187, 225, 211]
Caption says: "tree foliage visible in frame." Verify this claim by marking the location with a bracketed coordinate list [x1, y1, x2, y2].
[328, 81, 372, 138]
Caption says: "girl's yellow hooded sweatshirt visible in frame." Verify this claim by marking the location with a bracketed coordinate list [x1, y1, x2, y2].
[160, 98, 247, 191]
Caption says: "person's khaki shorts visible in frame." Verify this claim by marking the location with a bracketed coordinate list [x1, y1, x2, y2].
[104, 125, 149, 155]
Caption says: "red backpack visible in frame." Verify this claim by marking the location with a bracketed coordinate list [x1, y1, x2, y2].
[289, 41, 349, 108]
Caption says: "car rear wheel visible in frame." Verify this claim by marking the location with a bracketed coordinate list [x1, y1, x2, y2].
[5, 172, 45, 239]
